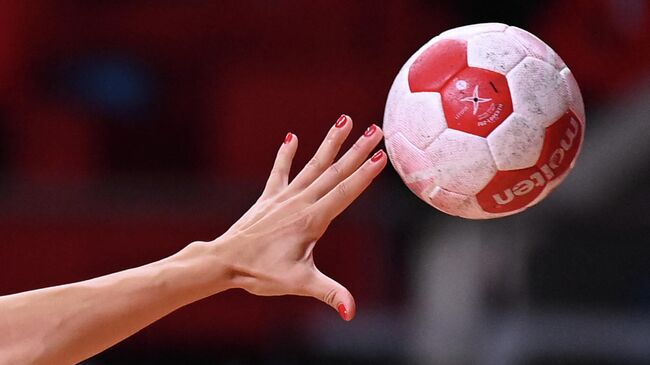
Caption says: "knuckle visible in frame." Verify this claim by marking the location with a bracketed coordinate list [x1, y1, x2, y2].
[324, 135, 343, 151]
[307, 157, 322, 170]
[296, 210, 325, 239]
[323, 287, 337, 306]
[269, 167, 286, 177]
[350, 141, 363, 153]
[295, 211, 316, 231]
[325, 134, 338, 145]
[329, 162, 342, 176]
[335, 182, 348, 199]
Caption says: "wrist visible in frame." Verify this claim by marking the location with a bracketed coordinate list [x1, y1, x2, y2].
[168, 239, 237, 300]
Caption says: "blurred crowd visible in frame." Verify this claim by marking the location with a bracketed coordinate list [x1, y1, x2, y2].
[0, 1, 649, 364]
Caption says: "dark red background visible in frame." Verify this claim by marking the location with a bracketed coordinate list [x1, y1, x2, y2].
[0, 1, 648, 364]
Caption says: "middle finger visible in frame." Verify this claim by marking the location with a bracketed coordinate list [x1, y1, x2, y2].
[302, 124, 383, 201]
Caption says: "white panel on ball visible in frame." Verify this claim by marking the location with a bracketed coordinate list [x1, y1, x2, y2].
[385, 132, 435, 182]
[427, 186, 487, 219]
[467, 32, 527, 75]
[388, 91, 447, 150]
[507, 57, 569, 128]
[438, 23, 507, 40]
[560, 67, 586, 124]
[505, 26, 566, 70]
[487, 113, 545, 170]
[427, 186, 516, 219]
[424, 129, 497, 195]
[383, 66, 410, 139]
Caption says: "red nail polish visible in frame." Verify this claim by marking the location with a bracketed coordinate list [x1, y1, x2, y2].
[284, 132, 293, 144]
[371, 150, 384, 162]
[364, 124, 377, 137]
[338, 304, 349, 321]
[335, 114, 347, 128]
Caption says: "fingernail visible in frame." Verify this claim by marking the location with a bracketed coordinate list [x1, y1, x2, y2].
[364, 124, 377, 137]
[335, 114, 347, 128]
[284, 132, 293, 144]
[371, 150, 384, 162]
[338, 304, 350, 321]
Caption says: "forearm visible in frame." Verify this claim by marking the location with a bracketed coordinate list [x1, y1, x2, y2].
[0, 117, 384, 364]
[0, 241, 231, 365]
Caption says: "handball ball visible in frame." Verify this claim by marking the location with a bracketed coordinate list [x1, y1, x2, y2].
[383, 23, 585, 219]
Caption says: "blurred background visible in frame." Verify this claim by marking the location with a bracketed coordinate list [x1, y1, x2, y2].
[0, 1, 649, 364]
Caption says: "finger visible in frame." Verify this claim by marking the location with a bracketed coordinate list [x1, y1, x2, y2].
[312, 149, 387, 221]
[305, 268, 356, 321]
[303, 124, 383, 201]
[261, 132, 298, 198]
[288, 114, 353, 192]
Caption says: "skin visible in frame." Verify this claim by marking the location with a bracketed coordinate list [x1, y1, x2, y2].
[0, 115, 387, 365]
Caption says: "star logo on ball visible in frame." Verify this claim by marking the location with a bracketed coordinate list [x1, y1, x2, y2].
[460, 85, 492, 115]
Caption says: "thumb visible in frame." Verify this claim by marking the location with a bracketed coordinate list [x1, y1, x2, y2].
[306, 269, 356, 321]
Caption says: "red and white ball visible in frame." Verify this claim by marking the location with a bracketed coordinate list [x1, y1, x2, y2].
[383, 23, 585, 219]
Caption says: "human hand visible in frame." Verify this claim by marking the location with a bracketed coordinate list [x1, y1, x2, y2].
[211, 115, 386, 321]
[0, 115, 383, 365]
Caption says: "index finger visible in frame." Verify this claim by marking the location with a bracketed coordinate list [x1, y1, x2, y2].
[311, 149, 387, 222]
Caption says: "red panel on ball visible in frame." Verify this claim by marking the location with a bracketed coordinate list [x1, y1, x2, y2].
[408, 39, 467, 92]
[440, 67, 513, 137]
[476, 110, 583, 214]
[535, 111, 582, 179]
[476, 167, 541, 213]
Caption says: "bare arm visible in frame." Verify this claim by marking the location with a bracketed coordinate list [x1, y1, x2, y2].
[0, 244, 230, 364]
[0, 115, 386, 365]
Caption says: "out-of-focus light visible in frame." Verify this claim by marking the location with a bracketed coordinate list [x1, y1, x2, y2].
[64, 56, 154, 117]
